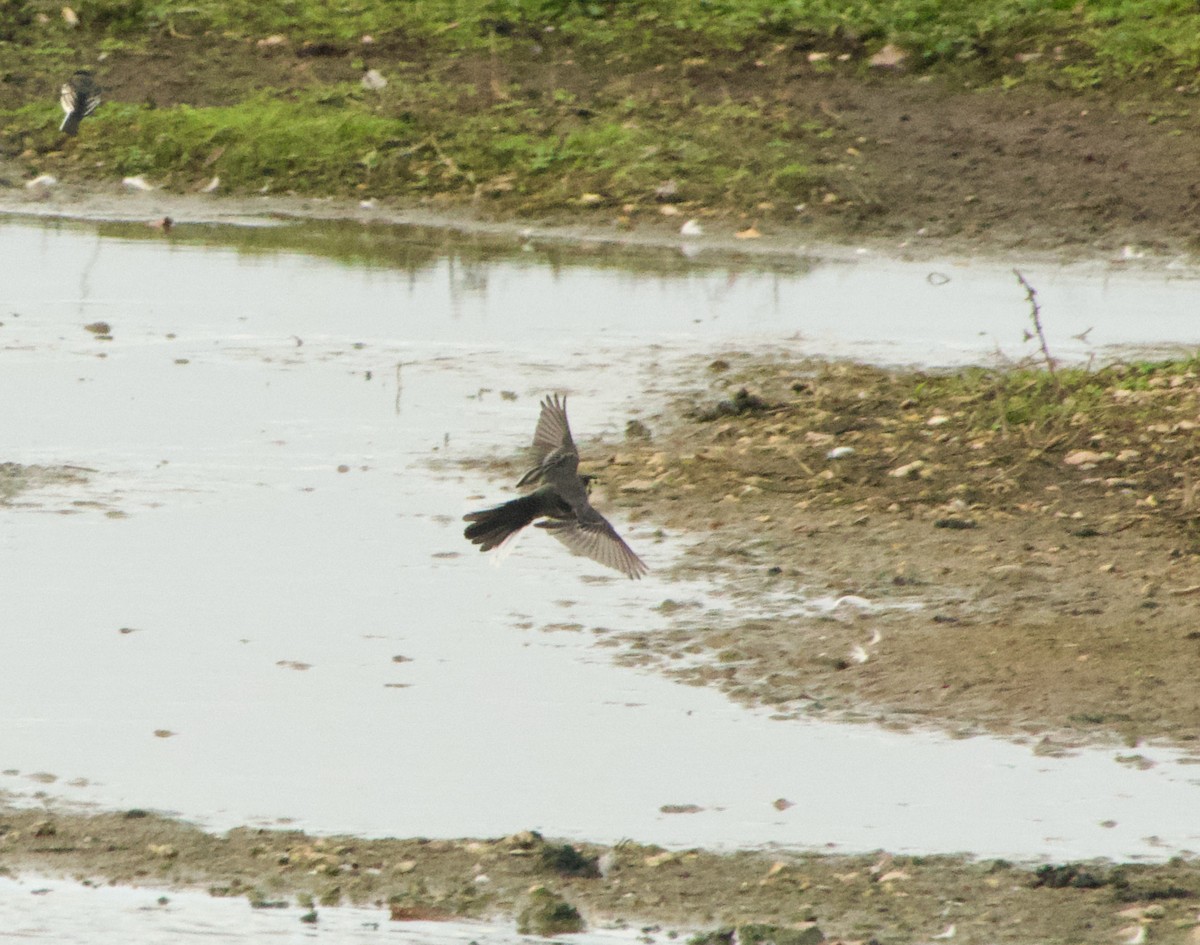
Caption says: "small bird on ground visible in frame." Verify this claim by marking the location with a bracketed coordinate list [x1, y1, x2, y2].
[463, 394, 648, 579]
[59, 70, 101, 136]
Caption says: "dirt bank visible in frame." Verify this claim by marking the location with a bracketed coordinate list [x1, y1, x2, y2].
[1, 805, 1199, 944]
[551, 355, 1200, 751]
[6, 32, 1200, 260]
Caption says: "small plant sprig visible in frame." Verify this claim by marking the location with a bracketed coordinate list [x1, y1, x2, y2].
[1013, 268, 1056, 378]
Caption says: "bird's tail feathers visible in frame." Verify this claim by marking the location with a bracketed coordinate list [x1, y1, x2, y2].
[462, 492, 545, 551]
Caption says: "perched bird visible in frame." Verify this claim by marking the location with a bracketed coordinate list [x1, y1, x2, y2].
[463, 394, 648, 579]
[60, 70, 101, 136]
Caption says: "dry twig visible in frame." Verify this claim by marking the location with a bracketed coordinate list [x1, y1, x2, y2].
[1013, 269, 1056, 377]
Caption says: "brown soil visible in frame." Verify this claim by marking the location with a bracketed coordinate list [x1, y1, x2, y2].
[7, 39, 1200, 943]
[7, 35, 1200, 257]
[2, 806, 1199, 944]
[582, 357, 1200, 751]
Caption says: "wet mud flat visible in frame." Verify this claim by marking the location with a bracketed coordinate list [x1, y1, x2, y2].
[4, 215, 1200, 942]
[585, 353, 1200, 750]
[2, 805, 1200, 944]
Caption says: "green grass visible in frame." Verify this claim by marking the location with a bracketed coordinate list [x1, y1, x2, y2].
[906, 357, 1200, 436]
[4, 0, 1199, 215]
[1, 76, 838, 209]
[96, 95, 410, 191]
[10, 0, 1200, 86]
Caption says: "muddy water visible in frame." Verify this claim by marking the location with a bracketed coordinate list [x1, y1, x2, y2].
[2, 216, 1200, 870]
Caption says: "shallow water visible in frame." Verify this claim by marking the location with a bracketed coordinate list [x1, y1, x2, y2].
[0, 874, 656, 945]
[2, 215, 1200, 869]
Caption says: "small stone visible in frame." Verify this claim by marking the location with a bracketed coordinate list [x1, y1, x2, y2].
[360, 69, 387, 91]
[504, 830, 543, 851]
[654, 179, 679, 201]
[625, 419, 652, 441]
[1064, 449, 1111, 466]
[869, 43, 907, 69]
[888, 460, 926, 479]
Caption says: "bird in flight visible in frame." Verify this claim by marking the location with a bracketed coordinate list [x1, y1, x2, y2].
[463, 394, 648, 579]
[60, 70, 101, 136]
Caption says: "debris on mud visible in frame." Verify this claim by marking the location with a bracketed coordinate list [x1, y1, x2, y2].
[2, 807, 1200, 944]
[595, 354, 1200, 746]
[690, 387, 778, 422]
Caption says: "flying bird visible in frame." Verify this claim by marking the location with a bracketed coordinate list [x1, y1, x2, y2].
[463, 394, 648, 579]
[60, 70, 101, 136]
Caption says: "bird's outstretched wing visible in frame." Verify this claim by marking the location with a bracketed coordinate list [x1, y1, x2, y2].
[530, 393, 573, 460]
[537, 514, 648, 580]
[517, 393, 577, 487]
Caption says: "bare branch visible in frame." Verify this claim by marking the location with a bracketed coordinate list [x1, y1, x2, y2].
[1013, 269, 1056, 376]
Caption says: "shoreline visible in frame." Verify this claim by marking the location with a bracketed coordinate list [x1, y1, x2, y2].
[4, 189, 1199, 274]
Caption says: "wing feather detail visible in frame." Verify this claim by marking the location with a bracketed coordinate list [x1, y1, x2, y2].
[538, 516, 648, 580]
